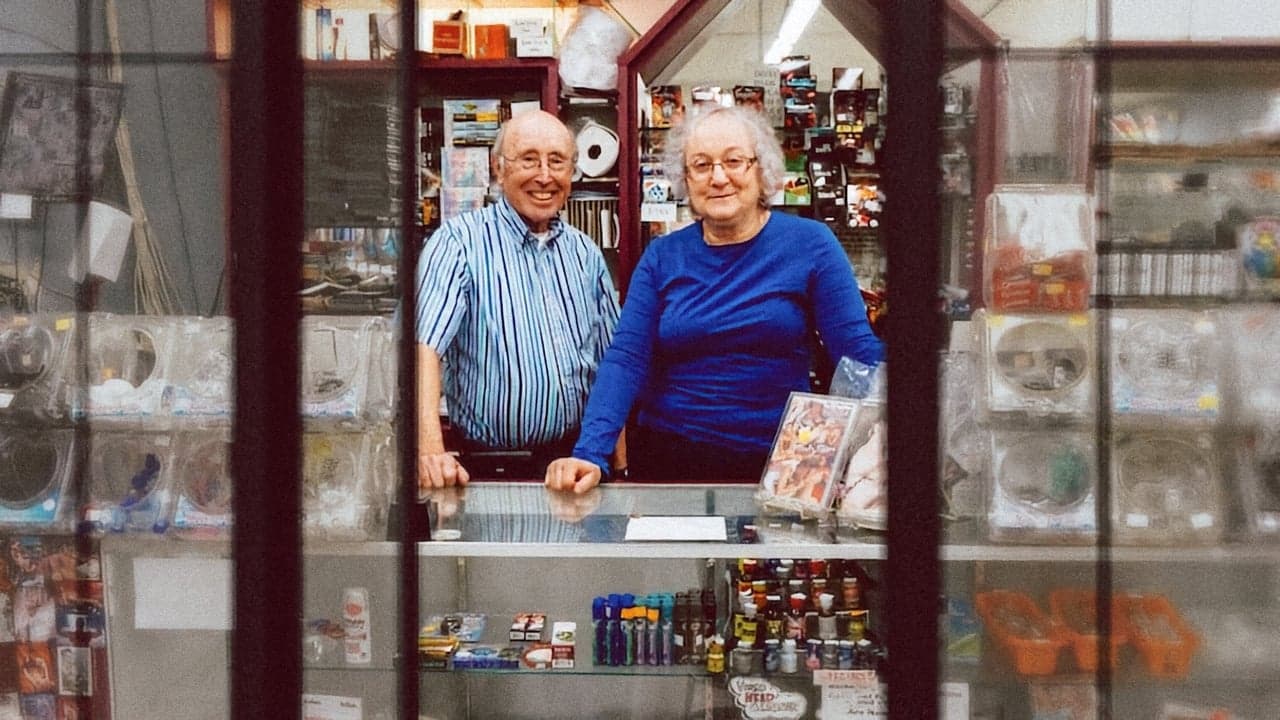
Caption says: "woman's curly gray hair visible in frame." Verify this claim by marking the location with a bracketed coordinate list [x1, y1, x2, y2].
[661, 105, 785, 208]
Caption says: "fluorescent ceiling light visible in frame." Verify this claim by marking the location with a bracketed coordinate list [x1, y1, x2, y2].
[763, 0, 821, 65]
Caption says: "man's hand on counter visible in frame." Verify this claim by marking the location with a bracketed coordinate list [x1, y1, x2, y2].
[419, 450, 471, 489]
[544, 457, 602, 494]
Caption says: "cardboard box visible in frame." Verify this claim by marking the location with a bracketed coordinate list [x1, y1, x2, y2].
[473, 24, 509, 59]
[432, 20, 467, 55]
[516, 36, 553, 58]
[551, 621, 576, 669]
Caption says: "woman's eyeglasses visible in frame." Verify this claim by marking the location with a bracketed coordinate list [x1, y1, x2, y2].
[685, 155, 758, 180]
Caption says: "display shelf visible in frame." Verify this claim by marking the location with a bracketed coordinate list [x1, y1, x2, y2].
[1098, 141, 1280, 164]
[423, 665, 714, 677]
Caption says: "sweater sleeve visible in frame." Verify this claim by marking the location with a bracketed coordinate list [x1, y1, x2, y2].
[572, 244, 663, 470]
[810, 227, 885, 367]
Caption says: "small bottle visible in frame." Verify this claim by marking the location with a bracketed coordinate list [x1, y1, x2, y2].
[739, 602, 759, 649]
[706, 634, 725, 675]
[841, 576, 861, 610]
[779, 638, 799, 674]
[776, 558, 794, 582]
[342, 587, 371, 665]
[804, 638, 823, 671]
[809, 558, 827, 579]
[785, 593, 807, 641]
[763, 638, 781, 674]
[838, 640, 855, 670]
[659, 596, 674, 665]
[686, 591, 705, 664]
[672, 593, 689, 664]
[818, 593, 837, 641]
[810, 578, 828, 611]
[701, 590, 718, 660]
[821, 639, 839, 669]
[848, 609, 868, 642]
[764, 594, 784, 642]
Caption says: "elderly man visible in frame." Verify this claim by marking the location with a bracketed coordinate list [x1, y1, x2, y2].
[416, 110, 620, 487]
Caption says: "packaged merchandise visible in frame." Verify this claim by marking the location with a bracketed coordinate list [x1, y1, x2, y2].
[1109, 309, 1221, 424]
[1110, 432, 1224, 546]
[72, 313, 177, 423]
[983, 185, 1095, 313]
[0, 314, 75, 423]
[987, 429, 1096, 543]
[757, 392, 860, 517]
[975, 310, 1095, 420]
[0, 428, 74, 531]
[80, 430, 174, 535]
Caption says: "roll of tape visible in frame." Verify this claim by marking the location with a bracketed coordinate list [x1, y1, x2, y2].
[576, 121, 619, 178]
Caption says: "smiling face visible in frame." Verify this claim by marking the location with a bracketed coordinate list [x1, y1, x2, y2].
[495, 110, 576, 233]
[684, 112, 764, 232]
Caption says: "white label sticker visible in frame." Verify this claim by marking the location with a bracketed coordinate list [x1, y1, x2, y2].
[1126, 513, 1150, 528]
[1190, 512, 1214, 529]
[0, 392, 14, 409]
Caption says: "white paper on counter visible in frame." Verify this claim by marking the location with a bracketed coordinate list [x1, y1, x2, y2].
[133, 557, 231, 630]
[624, 516, 726, 542]
[302, 693, 362, 720]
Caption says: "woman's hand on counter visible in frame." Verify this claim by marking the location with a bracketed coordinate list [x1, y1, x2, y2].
[419, 450, 471, 489]
[544, 457, 602, 494]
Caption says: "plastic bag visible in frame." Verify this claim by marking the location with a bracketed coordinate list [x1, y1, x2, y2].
[558, 6, 633, 92]
[828, 357, 885, 402]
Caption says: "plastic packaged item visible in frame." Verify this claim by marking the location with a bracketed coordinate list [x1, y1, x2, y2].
[1236, 428, 1280, 537]
[72, 313, 177, 422]
[974, 590, 1066, 676]
[757, 392, 860, 518]
[164, 315, 232, 420]
[1115, 593, 1199, 679]
[1222, 304, 1280, 426]
[557, 5, 633, 92]
[939, 349, 986, 519]
[1109, 309, 1221, 424]
[835, 401, 887, 531]
[976, 310, 1095, 420]
[168, 430, 232, 539]
[983, 185, 1095, 313]
[342, 587, 372, 665]
[300, 315, 395, 426]
[987, 429, 1097, 544]
[1238, 216, 1280, 297]
[81, 430, 174, 535]
[1111, 432, 1223, 546]
[1048, 588, 1127, 673]
[0, 427, 74, 530]
[302, 425, 395, 541]
[0, 314, 75, 422]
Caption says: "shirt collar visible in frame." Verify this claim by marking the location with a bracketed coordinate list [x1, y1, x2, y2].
[494, 196, 566, 248]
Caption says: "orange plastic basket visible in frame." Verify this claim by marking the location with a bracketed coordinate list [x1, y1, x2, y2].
[1115, 593, 1199, 679]
[975, 590, 1066, 676]
[1048, 588, 1128, 673]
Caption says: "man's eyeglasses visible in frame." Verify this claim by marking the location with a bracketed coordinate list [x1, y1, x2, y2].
[686, 155, 758, 180]
[503, 153, 573, 173]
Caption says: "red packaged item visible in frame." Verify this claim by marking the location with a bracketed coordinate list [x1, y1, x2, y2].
[975, 590, 1067, 676]
[984, 186, 1095, 313]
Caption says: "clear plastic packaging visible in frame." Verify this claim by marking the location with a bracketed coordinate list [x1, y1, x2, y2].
[756, 392, 859, 518]
[168, 429, 232, 539]
[1111, 432, 1224, 546]
[1238, 217, 1280, 297]
[164, 315, 233, 420]
[1109, 309, 1221, 424]
[834, 401, 886, 530]
[987, 429, 1097, 544]
[302, 424, 395, 541]
[301, 315, 395, 426]
[976, 310, 1095, 420]
[939, 350, 986, 519]
[0, 427, 74, 531]
[1235, 428, 1280, 538]
[0, 314, 75, 423]
[81, 430, 174, 535]
[71, 313, 176, 423]
[983, 185, 1095, 313]
[1222, 304, 1280, 426]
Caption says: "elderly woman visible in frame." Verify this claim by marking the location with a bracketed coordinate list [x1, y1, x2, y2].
[546, 105, 883, 492]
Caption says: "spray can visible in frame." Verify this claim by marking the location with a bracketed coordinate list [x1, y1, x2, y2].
[342, 587, 371, 665]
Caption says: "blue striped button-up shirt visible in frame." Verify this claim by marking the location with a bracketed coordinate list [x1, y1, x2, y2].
[416, 197, 620, 449]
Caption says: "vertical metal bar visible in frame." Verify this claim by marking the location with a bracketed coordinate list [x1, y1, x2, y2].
[229, 2, 304, 719]
[398, 0, 423, 718]
[1093, 2, 1116, 717]
[884, 1, 943, 719]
